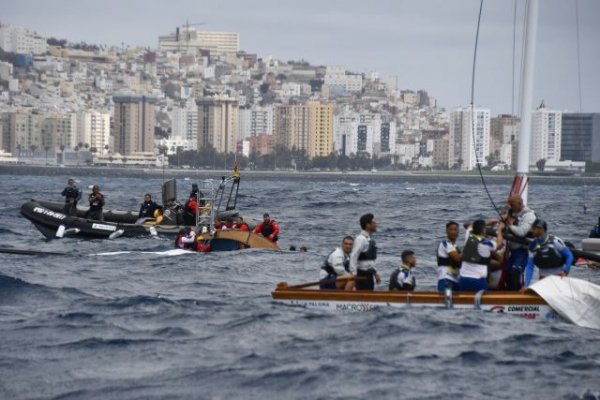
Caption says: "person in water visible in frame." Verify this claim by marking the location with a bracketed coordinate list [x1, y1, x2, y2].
[389, 250, 417, 291]
[195, 232, 212, 253]
[436, 221, 462, 291]
[175, 227, 196, 249]
[319, 236, 354, 290]
[503, 195, 536, 290]
[86, 185, 105, 221]
[349, 213, 381, 291]
[253, 213, 280, 243]
[459, 219, 504, 292]
[61, 178, 82, 216]
[522, 219, 573, 289]
[137, 193, 159, 223]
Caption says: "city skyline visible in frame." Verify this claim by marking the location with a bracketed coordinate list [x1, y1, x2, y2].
[1, 0, 599, 115]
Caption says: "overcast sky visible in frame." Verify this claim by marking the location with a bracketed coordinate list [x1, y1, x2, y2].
[2, 0, 599, 114]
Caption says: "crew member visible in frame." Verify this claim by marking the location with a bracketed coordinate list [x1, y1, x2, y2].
[253, 213, 280, 243]
[349, 213, 381, 291]
[523, 219, 574, 288]
[137, 193, 159, 223]
[183, 194, 198, 226]
[86, 185, 105, 221]
[504, 195, 536, 290]
[233, 216, 250, 231]
[589, 217, 600, 239]
[319, 236, 354, 290]
[389, 250, 417, 291]
[459, 219, 504, 292]
[175, 227, 196, 249]
[195, 233, 212, 253]
[61, 178, 81, 216]
[436, 221, 462, 291]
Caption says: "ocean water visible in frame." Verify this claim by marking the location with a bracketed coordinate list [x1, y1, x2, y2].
[1, 171, 599, 400]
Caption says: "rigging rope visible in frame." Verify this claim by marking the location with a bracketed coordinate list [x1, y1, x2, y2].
[469, 0, 502, 218]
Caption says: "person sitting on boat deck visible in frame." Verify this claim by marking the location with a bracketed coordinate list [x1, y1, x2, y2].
[175, 227, 196, 249]
[86, 185, 105, 221]
[503, 195, 536, 290]
[389, 250, 417, 291]
[61, 178, 82, 216]
[195, 230, 212, 253]
[589, 217, 600, 239]
[349, 213, 381, 291]
[320, 236, 354, 290]
[436, 221, 462, 292]
[522, 219, 574, 289]
[233, 216, 250, 231]
[253, 213, 280, 243]
[459, 219, 504, 292]
[136, 193, 159, 224]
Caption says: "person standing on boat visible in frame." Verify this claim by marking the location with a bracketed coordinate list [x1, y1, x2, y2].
[389, 250, 416, 291]
[61, 178, 81, 216]
[504, 195, 536, 290]
[137, 193, 159, 224]
[522, 219, 573, 289]
[253, 213, 280, 243]
[86, 185, 105, 221]
[349, 213, 381, 291]
[319, 236, 354, 290]
[459, 220, 504, 292]
[436, 221, 462, 292]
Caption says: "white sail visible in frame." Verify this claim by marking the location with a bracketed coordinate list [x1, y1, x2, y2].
[530, 276, 600, 330]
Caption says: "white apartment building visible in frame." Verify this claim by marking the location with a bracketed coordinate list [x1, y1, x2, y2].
[334, 112, 395, 157]
[530, 106, 562, 164]
[324, 66, 362, 93]
[171, 99, 198, 148]
[448, 107, 491, 170]
[0, 24, 47, 55]
[238, 106, 273, 140]
[77, 110, 110, 154]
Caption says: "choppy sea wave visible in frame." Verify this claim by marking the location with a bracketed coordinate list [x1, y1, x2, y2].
[0, 172, 599, 399]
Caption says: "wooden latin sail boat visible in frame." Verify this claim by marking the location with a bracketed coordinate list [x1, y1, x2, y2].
[271, 0, 600, 329]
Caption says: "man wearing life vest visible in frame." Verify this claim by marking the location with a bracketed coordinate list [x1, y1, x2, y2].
[349, 213, 381, 291]
[233, 216, 250, 231]
[253, 213, 279, 242]
[319, 236, 354, 290]
[436, 221, 462, 291]
[522, 219, 573, 289]
[504, 195, 536, 290]
[137, 193, 159, 224]
[389, 250, 417, 291]
[195, 233, 212, 253]
[459, 219, 504, 292]
[175, 227, 196, 249]
[61, 178, 82, 216]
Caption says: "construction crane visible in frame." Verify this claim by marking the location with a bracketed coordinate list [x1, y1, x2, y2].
[175, 20, 207, 51]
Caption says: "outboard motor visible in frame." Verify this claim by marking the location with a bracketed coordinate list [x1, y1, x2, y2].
[162, 179, 177, 207]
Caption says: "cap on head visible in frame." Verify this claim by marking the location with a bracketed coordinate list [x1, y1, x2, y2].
[532, 218, 547, 230]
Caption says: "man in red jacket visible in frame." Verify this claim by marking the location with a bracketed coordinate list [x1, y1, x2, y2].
[253, 213, 279, 242]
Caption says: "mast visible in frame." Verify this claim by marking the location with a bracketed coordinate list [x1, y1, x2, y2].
[511, 0, 539, 203]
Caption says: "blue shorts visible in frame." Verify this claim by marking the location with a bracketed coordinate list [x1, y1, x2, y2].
[508, 248, 529, 272]
[459, 277, 488, 292]
[437, 279, 460, 292]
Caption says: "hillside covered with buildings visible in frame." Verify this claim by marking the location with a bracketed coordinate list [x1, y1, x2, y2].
[0, 22, 597, 172]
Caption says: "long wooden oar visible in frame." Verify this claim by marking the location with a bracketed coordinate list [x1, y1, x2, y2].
[281, 275, 361, 290]
[0, 247, 66, 256]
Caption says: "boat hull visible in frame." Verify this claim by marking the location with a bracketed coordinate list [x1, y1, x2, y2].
[272, 287, 557, 320]
[20, 200, 279, 250]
